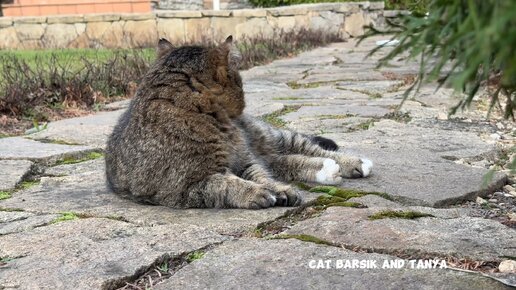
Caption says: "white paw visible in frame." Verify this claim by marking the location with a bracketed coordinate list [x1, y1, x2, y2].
[316, 159, 343, 185]
[361, 158, 373, 177]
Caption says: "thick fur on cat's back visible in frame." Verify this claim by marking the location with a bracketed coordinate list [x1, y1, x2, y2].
[105, 37, 373, 209]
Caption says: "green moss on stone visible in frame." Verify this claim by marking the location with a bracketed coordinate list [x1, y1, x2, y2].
[272, 97, 304, 100]
[286, 81, 321, 89]
[54, 152, 104, 166]
[0, 207, 24, 212]
[19, 180, 40, 190]
[51, 212, 80, 224]
[35, 138, 82, 145]
[273, 234, 333, 246]
[261, 106, 300, 128]
[0, 191, 11, 200]
[310, 186, 394, 207]
[368, 210, 434, 220]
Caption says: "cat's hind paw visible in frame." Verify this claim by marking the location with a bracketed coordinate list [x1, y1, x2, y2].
[316, 158, 343, 185]
[361, 158, 373, 177]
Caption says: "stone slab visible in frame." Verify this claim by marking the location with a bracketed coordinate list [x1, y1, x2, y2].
[327, 146, 505, 206]
[0, 213, 59, 235]
[0, 160, 32, 191]
[286, 207, 516, 261]
[328, 119, 497, 159]
[1, 159, 304, 236]
[28, 110, 125, 149]
[0, 137, 93, 163]
[0, 211, 32, 223]
[282, 105, 390, 121]
[0, 218, 228, 289]
[156, 239, 511, 290]
[287, 116, 373, 135]
[336, 80, 404, 94]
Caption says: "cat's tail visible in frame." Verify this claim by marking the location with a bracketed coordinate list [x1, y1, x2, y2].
[310, 136, 339, 151]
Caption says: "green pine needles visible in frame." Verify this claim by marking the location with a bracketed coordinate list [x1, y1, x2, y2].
[361, 0, 516, 120]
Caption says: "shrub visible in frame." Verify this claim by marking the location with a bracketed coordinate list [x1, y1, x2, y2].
[0, 29, 344, 135]
[362, 0, 516, 120]
[384, 0, 429, 14]
[0, 50, 151, 121]
[238, 28, 343, 70]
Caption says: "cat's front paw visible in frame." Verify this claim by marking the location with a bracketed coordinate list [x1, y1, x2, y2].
[316, 159, 343, 185]
[246, 187, 277, 209]
[337, 156, 373, 178]
[268, 184, 302, 207]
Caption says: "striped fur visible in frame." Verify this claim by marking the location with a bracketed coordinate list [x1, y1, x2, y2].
[105, 38, 371, 209]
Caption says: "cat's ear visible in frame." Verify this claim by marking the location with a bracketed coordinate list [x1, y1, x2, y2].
[157, 38, 174, 58]
[221, 35, 242, 69]
[224, 35, 233, 45]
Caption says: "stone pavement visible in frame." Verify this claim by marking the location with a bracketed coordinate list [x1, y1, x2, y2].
[0, 36, 515, 289]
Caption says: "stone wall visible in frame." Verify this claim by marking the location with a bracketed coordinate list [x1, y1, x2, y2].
[0, 2, 384, 50]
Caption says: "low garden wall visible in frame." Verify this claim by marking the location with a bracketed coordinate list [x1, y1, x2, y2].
[0, 2, 385, 49]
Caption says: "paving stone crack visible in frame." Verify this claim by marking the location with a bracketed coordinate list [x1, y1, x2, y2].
[102, 242, 225, 290]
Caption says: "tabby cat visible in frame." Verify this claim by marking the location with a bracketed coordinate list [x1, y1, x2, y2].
[105, 36, 373, 209]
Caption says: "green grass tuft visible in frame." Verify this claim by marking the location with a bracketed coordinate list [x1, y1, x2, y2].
[51, 212, 80, 224]
[261, 106, 300, 128]
[0, 191, 12, 200]
[368, 210, 434, 220]
[186, 251, 205, 262]
[272, 234, 333, 246]
[19, 180, 40, 190]
[54, 152, 104, 166]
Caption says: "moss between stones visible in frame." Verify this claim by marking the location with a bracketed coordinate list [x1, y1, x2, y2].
[0, 207, 24, 212]
[286, 81, 321, 89]
[54, 152, 104, 166]
[0, 180, 42, 199]
[309, 186, 393, 201]
[0, 191, 11, 200]
[272, 97, 304, 100]
[50, 211, 92, 224]
[33, 138, 82, 145]
[19, 180, 40, 190]
[51, 212, 80, 224]
[272, 234, 334, 246]
[261, 106, 300, 128]
[313, 195, 364, 208]
[316, 114, 354, 120]
[368, 210, 434, 220]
